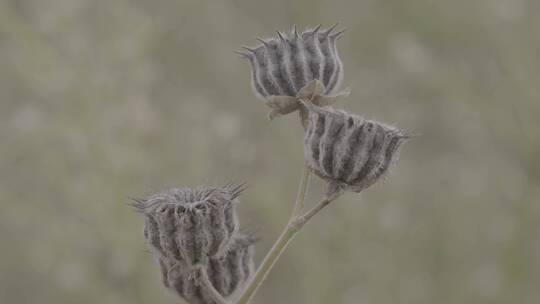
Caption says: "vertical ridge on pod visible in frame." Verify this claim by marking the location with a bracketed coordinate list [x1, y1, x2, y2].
[303, 105, 408, 193]
[135, 185, 255, 304]
[239, 24, 345, 99]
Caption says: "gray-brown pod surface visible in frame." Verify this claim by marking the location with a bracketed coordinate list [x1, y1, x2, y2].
[239, 24, 345, 98]
[303, 103, 409, 193]
[159, 234, 256, 304]
[134, 184, 245, 265]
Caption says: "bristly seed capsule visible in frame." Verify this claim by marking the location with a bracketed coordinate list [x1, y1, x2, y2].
[159, 234, 256, 303]
[133, 184, 253, 303]
[237, 24, 350, 121]
[134, 184, 245, 264]
[302, 103, 409, 195]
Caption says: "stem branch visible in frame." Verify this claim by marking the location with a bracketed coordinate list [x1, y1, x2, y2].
[294, 197, 332, 227]
[235, 222, 299, 304]
[235, 166, 342, 304]
[291, 163, 311, 217]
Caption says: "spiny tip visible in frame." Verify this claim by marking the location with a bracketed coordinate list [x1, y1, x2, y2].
[276, 30, 288, 43]
[324, 22, 340, 37]
[241, 45, 256, 53]
[234, 50, 250, 58]
[304, 24, 321, 38]
[227, 182, 248, 199]
[129, 197, 147, 211]
[255, 37, 270, 47]
[293, 25, 299, 39]
[330, 28, 347, 40]
[400, 130, 421, 140]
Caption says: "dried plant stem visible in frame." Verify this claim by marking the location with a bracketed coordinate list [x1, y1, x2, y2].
[294, 196, 333, 225]
[235, 220, 299, 304]
[292, 163, 312, 217]
[236, 165, 340, 304]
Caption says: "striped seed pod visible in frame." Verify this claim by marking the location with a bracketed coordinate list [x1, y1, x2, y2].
[207, 234, 256, 298]
[134, 184, 245, 266]
[237, 24, 348, 120]
[303, 103, 409, 194]
[159, 234, 256, 304]
[159, 258, 217, 304]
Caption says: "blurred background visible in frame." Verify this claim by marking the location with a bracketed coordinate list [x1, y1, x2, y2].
[1, 0, 539, 303]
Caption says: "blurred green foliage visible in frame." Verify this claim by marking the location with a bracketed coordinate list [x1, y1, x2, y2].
[1, 0, 539, 303]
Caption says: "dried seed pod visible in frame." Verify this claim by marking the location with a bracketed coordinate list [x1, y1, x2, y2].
[303, 103, 409, 194]
[238, 25, 348, 120]
[160, 258, 217, 304]
[207, 234, 256, 297]
[158, 234, 257, 304]
[239, 24, 345, 97]
[134, 184, 245, 265]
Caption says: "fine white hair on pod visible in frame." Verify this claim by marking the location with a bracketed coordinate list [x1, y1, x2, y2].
[237, 24, 346, 99]
[302, 103, 410, 193]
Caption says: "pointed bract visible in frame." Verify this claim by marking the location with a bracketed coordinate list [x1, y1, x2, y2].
[323, 22, 339, 37]
[276, 30, 288, 43]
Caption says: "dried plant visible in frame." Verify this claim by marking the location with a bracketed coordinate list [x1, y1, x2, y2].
[302, 101, 409, 196]
[134, 24, 410, 304]
[133, 185, 251, 304]
[236, 24, 350, 124]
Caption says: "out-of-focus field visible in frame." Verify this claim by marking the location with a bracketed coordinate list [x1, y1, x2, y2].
[1, 0, 539, 303]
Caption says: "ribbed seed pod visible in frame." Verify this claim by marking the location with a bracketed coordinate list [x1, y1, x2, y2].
[207, 234, 256, 297]
[303, 103, 409, 193]
[240, 24, 345, 97]
[238, 24, 348, 120]
[134, 184, 245, 265]
[160, 258, 217, 304]
[158, 234, 256, 304]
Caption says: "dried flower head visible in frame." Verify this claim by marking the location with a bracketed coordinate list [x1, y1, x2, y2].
[237, 24, 350, 120]
[303, 103, 409, 195]
[158, 234, 256, 304]
[134, 184, 245, 266]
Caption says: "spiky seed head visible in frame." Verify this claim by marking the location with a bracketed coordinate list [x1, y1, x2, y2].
[239, 24, 345, 99]
[159, 234, 257, 303]
[134, 184, 246, 266]
[303, 104, 409, 194]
